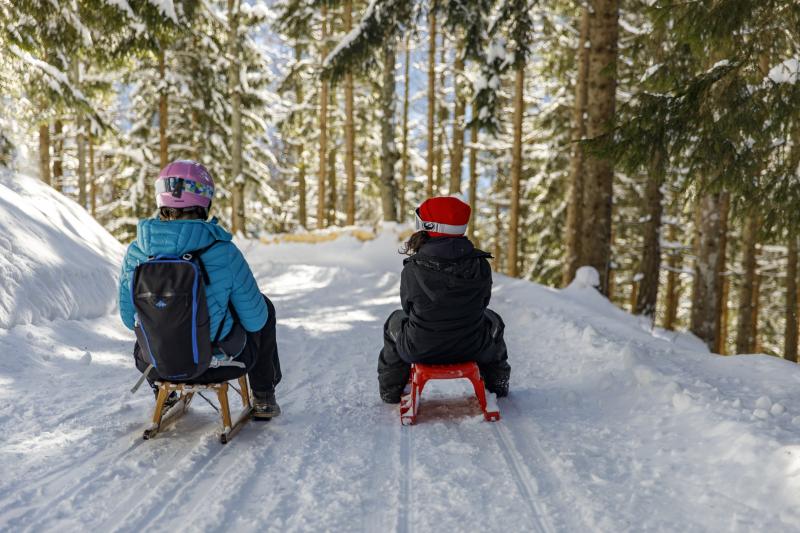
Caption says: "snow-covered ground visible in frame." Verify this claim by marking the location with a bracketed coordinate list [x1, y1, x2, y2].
[2, 176, 800, 532]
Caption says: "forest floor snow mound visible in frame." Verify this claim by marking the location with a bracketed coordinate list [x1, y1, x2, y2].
[0, 171, 123, 328]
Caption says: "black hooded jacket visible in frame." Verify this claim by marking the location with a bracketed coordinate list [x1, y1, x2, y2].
[397, 236, 494, 363]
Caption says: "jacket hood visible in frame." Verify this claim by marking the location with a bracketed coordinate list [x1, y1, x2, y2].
[134, 217, 232, 257]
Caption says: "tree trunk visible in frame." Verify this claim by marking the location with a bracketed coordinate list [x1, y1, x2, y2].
[493, 174, 503, 272]
[468, 121, 478, 242]
[663, 221, 681, 330]
[787, 232, 799, 362]
[563, 7, 589, 287]
[426, 4, 436, 198]
[72, 60, 87, 209]
[327, 145, 337, 226]
[229, 0, 245, 234]
[38, 122, 51, 186]
[718, 275, 730, 355]
[434, 40, 446, 196]
[89, 135, 96, 218]
[318, 4, 329, 229]
[713, 192, 730, 353]
[690, 192, 726, 351]
[507, 64, 524, 278]
[580, 0, 618, 294]
[379, 39, 399, 222]
[752, 273, 761, 353]
[400, 34, 411, 221]
[294, 46, 307, 229]
[157, 48, 168, 216]
[629, 281, 638, 312]
[635, 144, 666, 319]
[735, 215, 759, 354]
[158, 49, 168, 169]
[450, 42, 465, 195]
[53, 120, 63, 192]
[344, 0, 356, 226]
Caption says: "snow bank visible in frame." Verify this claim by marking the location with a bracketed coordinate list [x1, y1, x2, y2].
[0, 172, 123, 328]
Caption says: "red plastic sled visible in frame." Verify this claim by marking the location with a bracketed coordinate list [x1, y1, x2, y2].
[399, 362, 501, 425]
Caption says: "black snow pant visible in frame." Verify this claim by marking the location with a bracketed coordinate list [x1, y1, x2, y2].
[134, 295, 282, 394]
[377, 309, 511, 397]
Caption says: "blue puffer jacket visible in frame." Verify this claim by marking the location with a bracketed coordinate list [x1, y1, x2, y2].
[118, 218, 268, 338]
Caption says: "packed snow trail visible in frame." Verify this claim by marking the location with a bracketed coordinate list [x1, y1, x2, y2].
[3, 176, 800, 531]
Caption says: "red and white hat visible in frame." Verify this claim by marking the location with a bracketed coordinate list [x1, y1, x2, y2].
[415, 196, 471, 237]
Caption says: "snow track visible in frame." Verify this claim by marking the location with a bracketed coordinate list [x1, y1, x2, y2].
[4, 231, 800, 531]
[492, 423, 554, 533]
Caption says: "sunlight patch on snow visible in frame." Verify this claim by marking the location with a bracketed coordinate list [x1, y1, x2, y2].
[3, 427, 93, 455]
[279, 307, 378, 334]
[261, 265, 337, 297]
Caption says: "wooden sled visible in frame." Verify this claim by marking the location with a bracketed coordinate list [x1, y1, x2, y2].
[143, 375, 254, 444]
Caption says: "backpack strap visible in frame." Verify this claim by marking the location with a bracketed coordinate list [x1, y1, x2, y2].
[187, 241, 221, 285]
[185, 241, 241, 345]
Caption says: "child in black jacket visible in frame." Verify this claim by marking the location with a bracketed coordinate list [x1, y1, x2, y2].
[378, 196, 511, 403]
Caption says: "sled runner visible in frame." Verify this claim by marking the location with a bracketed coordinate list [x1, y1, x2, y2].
[143, 375, 254, 444]
[399, 362, 501, 425]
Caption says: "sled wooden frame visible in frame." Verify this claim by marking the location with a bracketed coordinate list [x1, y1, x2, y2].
[143, 375, 253, 444]
[400, 362, 501, 425]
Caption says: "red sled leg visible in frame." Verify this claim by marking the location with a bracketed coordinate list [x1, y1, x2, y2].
[399, 362, 500, 424]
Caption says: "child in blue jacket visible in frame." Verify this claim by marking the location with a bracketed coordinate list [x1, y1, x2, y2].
[118, 160, 281, 418]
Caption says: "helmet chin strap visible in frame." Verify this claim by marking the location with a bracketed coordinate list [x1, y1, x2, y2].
[414, 209, 468, 236]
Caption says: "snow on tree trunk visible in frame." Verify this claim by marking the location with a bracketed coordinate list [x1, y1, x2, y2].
[228, 0, 245, 235]
[563, 7, 589, 287]
[507, 64, 524, 278]
[635, 144, 665, 319]
[735, 215, 759, 354]
[580, 0, 618, 295]
[344, 0, 356, 226]
[690, 192, 726, 351]
[450, 42, 465, 195]
[786, 236, 798, 362]
[318, 4, 330, 229]
[379, 39, 399, 222]
[468, 121, 478, 242]
[426, 5, 436, 199]
[400, 36, 411, 221]
[38, 122, 50, 186]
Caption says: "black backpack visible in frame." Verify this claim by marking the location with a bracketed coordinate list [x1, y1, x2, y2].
[131, 242, 227, 381]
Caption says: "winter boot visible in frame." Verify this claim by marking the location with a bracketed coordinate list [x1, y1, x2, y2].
[485, 378, 509, 398]
[380, 387, 403, 404]
[253, 390, 281, 420]
[153, 387, 180, 411]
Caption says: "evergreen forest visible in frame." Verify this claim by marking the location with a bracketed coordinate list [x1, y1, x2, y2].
[2, 0, 800, 358]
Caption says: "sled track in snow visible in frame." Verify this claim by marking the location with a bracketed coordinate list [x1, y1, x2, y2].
[492, 422, 555, 533]
[398, 425, 413, 533]
[0, 437, 149, 529]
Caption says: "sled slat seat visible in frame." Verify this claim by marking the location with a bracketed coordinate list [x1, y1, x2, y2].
[144, 375, 253, 444]
[399, 361, 501, 425]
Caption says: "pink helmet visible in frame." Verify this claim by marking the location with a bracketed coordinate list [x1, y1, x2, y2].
[155, 160, 215, 209]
